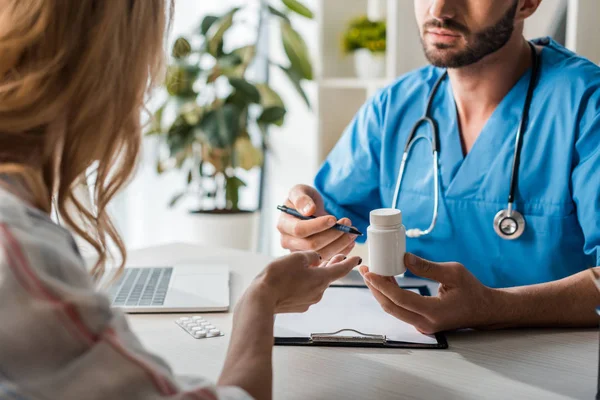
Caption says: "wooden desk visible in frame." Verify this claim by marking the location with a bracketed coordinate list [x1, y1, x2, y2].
[127, 243, 597, 400]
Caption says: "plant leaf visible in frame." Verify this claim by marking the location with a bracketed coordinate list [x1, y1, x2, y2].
[169, 192, 186, 208]
[218, 104, 242, 147]
[256, 84, 285, 126]
[278, 65, 311, 108]
[268, 6, 290, 22]
[186, 169, 193, 184]
[232, 45, 256, 66]
[200, 15, 219, 36]
[165, 64, 200, 98]
[234, 136, 264, 170]
[256, 84, 284, 108]
[197, 110, 223, 148]
[200, 104, 241, 149]
[156, 160, 165, 174]
[280, 21, 313, 80]
[258, 106, 286, 125]
[217, 53, 243, 69]
[226, 90, 250, 108]
[146, 102, 167, 135]
[228, 77, 261, 104]
[172, 37, 192, 59]
[281, 0, 314, 19]
[167, 115, 195, 157]
[207, 8, 240, 57]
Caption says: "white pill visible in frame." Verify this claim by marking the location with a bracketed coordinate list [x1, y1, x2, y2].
[205, 325, 215, 330]
[192, 316, 204, 321]
[191, 326, 204, 332]
[200, 321, 210, 326]
[178, 317, 190, 322]
[194, 331, 207, 338]
[207, 330, 221, 337]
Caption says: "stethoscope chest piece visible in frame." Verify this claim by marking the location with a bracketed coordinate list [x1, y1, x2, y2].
[493, 209, 526, 240]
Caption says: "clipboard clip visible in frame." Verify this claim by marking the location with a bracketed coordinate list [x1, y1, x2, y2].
[311, 329, 387, 344]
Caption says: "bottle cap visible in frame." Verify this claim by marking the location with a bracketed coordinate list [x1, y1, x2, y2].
[370, 208, 402, 227]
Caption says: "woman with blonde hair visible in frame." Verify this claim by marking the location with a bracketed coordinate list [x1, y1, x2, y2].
[0, 1, 360, 399]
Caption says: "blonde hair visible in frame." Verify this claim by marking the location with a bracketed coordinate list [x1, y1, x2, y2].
[0, 1, 172, 280]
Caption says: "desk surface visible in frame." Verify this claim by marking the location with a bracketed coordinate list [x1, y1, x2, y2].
[127, 243, 597, 400]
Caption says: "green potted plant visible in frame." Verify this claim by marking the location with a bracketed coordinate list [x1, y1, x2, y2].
[147, 0, 314, 250]
[342, 15, 387, 79]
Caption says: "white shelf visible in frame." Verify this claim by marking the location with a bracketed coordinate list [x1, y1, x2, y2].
[318, 78, 391, 89]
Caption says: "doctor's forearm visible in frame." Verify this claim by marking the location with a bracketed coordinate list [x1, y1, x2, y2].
[490, 267, 600, 329]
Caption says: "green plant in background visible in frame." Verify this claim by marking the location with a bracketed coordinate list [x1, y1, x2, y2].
[147, 0, 314, 212]
[342, 16, 386, 54]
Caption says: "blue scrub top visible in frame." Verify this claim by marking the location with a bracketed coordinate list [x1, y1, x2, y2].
[314, 38, 600, 288]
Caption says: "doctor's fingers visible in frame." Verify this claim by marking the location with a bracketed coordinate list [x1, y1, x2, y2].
[404, 253, 462, 285]
[280, 218, 352, 253]
[277, 212, 337, 238]
[315, 232, 358, 261]
[337, 240, 356, 257]
[280, 230, 344, 257]
[363, 271, 437, 315]
[286, 185, 323, 216]
[364, 279, 429, 329]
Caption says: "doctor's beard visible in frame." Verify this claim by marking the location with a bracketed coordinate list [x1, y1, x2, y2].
[421, 1, 519, 69]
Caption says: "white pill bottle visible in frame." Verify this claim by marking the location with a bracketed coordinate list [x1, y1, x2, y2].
[367, 209, 406, 276]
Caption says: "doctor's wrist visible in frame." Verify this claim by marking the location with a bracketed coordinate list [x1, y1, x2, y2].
[478, 287, 526, 330]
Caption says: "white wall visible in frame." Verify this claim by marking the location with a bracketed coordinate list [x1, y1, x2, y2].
[524, 0, 567, 40]
[567, 0, 600, 63]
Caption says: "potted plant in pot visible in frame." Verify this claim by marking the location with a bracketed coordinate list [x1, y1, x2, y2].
[147, 0, 314, 250]
[342, 15, 387, 79]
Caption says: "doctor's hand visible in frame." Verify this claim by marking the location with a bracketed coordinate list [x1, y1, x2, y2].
[359, 253, 500, 334]
[277, 184, 358, 260]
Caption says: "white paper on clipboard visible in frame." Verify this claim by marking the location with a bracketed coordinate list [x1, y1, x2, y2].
[274, 287, 438, 345]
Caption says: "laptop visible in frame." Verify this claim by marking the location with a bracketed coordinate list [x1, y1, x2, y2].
[103, 264, 230, 313]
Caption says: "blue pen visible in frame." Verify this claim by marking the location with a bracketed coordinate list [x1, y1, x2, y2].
[277, 205, 363, 236]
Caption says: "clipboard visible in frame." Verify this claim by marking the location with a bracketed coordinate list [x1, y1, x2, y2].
[274, 285, 448, 349]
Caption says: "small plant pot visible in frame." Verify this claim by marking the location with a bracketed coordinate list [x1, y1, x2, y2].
[353, 49, 386, 79]
[186, 209, 260, 251]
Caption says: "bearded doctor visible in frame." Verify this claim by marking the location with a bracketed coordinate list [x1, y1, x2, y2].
[277, 0, 600, 334]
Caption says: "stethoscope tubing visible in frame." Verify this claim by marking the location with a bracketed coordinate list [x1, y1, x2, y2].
[393, 41, 541, 240]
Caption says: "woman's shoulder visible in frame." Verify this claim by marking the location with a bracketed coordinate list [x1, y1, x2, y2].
[0, 187, 250, 400]
[0, 184, 94, 290]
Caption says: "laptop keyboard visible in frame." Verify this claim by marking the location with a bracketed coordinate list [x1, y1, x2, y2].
[108, 267, 173, 307]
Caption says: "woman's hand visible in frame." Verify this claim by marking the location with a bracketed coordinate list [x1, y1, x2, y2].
[220, 252, 361, 400]
[249, 251, 362, 314]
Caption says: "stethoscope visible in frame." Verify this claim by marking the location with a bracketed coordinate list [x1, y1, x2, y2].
[392, 42, 540, 240]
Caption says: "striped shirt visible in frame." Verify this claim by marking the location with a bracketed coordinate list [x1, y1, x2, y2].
[0, 186, 251, 400]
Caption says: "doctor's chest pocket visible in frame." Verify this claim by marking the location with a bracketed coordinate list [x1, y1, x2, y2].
[520, 211, 582, 240]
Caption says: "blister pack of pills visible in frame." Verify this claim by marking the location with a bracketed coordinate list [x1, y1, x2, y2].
[175, 316, 224, 339]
